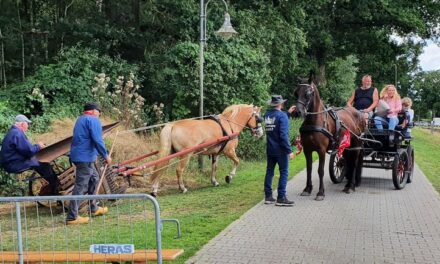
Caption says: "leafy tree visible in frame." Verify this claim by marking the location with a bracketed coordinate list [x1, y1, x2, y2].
[149, 40, 271, 120]
[412, 70, 440, 120]
[321, 55, 359, 107]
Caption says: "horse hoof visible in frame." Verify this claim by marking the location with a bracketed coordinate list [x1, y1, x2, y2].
[343, 187, 355, 194]
[315, 195, 325, 201]
[180, 188, 188, 193]
[212, 181, 220, 187]
[300, 191, 311, 196]
[150, 192, 157, 197]
[225, 175, 231, 184]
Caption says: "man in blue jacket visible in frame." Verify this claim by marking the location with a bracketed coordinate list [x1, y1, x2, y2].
[0, 115, 57, 194]
[264, 95, 296, 206]
[66, 102, 112, 225]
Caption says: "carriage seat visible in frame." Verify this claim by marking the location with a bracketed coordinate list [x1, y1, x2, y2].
[368, 110, 412, 130]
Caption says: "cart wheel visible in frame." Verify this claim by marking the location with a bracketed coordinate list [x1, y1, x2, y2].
[329, 153, 346, 184]
[392, 149, 408, 190]
[406, 145, 415, 183]
[29, 173, 58, 207]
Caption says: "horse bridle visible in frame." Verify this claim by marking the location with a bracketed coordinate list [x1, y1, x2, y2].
[245, 106, 263, 135]
[297, 84, 315, 114]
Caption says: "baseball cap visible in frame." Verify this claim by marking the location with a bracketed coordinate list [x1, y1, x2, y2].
[83, 102, 102, 113]
[15, 114, 32, 123]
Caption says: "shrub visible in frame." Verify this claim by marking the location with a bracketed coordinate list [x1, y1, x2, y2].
[0, 101, 19, 139]
[1, 46, 141, 133]
[0, 170, 26, 196]
[237, 117, 303, 161]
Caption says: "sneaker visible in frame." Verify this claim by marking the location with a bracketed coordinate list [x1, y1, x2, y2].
[66, 216, 89, 225]
[92, 206, 108, 216]
[275, 197, 295, 207]
[264, 196, 276, 204]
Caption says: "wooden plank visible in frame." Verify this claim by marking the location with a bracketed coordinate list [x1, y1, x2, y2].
[36, 122, 120, 163]
[0, 249, 184, 262]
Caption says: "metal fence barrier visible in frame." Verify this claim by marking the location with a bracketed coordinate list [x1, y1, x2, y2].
[0, 194, 181, 264]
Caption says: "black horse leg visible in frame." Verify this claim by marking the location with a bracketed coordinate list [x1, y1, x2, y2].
[301, 151, 313, 196]
[343, 152, 356, 193]
[355, 150, 363, 187]
[315, 151, 326, 201]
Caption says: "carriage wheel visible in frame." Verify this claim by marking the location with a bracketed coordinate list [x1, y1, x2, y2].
[29, 173, 59, 207]
[329, 153, 346, 184]
[392, 149, 408, 190]
[406, 145, 415, 183]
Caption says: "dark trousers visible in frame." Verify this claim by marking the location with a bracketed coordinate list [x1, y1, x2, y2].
[32, 162, 58, 194]
[264, 154, 289, 199]
[67, 162, 99, 220]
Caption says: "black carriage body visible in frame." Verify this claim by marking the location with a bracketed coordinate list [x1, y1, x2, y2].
[362, 129, 409, 169]
[329, 125, 415, 190]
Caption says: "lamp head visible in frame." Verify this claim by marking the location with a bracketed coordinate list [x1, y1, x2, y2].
[216, 13, 238, 39]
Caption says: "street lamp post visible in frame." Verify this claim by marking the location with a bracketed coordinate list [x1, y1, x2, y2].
[198, 0, 237, 169]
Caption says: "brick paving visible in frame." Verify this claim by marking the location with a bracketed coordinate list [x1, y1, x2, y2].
[186, 162, 440, 264]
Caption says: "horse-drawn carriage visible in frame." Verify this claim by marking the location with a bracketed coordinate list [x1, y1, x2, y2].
[294, 78, 415, 200]
[329, 118, 414, 190]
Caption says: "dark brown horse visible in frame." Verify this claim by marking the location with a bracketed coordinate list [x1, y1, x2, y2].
[294, 79, 365, 200]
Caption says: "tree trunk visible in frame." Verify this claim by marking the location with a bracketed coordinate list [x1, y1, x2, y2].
[0, 29, 6, 88]
[17, 1, 25, 81]
[44, 32, 48, 61]
[131, 0, 140, 29]
[30, 0, 35, 69]
[96, 0, 103, 12]
[316, 64, 326, 87]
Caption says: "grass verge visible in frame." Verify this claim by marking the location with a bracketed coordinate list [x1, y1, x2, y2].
[411, 128, 440, 193]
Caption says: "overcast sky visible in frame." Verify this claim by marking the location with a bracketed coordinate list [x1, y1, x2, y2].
[419, 40, 440, 72]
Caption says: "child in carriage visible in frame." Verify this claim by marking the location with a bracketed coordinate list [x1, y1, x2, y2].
[397, 97, 414, 138]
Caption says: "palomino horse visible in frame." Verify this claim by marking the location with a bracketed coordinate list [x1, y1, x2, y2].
[295, 79, 365, 200]
[150, 104, 264, 196]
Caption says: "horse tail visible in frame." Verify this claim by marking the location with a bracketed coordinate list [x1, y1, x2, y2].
[151, 124, 174, 194]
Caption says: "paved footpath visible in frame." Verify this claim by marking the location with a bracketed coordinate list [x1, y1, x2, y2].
[187, 162, 440, 264]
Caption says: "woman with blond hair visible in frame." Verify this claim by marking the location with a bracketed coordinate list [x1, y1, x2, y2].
[374, 84, 402, 130]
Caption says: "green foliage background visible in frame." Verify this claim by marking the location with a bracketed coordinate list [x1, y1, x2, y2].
[0, 0, 439, 137]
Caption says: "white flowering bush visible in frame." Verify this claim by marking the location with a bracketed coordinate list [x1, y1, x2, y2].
[92, 73, 146, 128]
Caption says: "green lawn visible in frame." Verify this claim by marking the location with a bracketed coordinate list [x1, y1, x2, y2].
[411, 128, 440, 193]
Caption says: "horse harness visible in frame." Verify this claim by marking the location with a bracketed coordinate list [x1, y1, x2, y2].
[298, 84, 343, 151]
[300, 109, 342, 151]
[207, 107, 263, 155]
[207, 115, 232, 154]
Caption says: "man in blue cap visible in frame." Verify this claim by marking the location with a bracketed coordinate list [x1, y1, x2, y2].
[0, 114, 58, 194]
[263, 95, 296, 206]
[66, 102, 112, 225]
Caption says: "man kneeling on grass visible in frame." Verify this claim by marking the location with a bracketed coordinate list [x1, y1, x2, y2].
[66, 102, 112, 225]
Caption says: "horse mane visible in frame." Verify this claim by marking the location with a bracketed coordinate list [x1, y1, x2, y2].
[222, 104, 253, 118]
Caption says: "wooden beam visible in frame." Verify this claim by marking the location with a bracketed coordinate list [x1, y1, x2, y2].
[0, 249, 184, 262]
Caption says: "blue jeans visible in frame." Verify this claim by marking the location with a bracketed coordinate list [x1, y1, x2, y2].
[264, 154, 289, 199]
[374, 116, 399, 130]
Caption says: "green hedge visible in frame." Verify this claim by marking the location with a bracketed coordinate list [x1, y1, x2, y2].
[237, 117, 303, 160]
